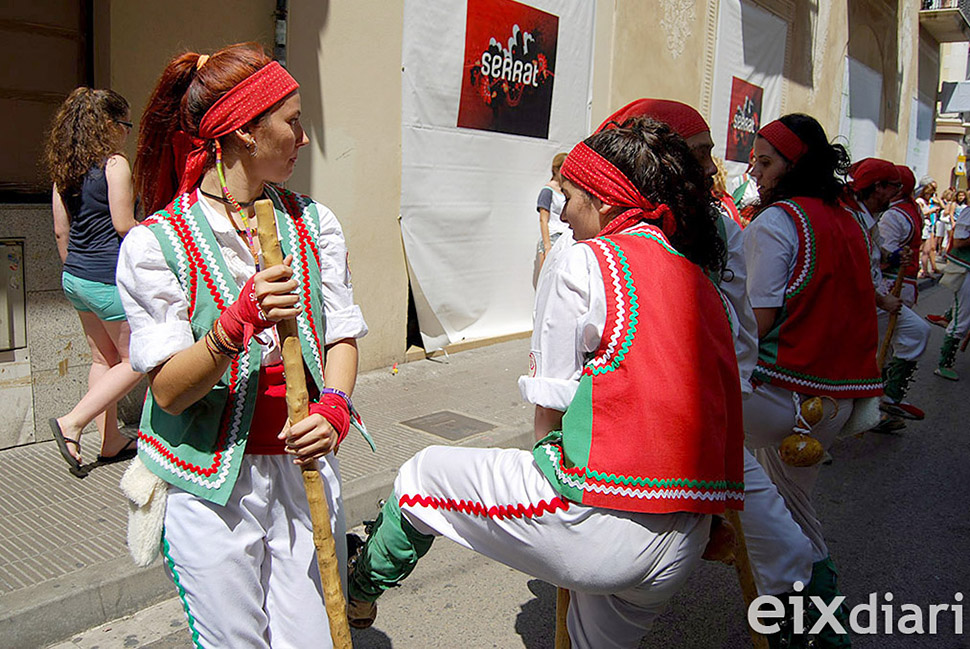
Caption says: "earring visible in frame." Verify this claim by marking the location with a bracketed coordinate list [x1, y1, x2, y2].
[247, 139, 258, 157]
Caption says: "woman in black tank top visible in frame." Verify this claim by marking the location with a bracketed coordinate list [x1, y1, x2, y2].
[45, 87, 143, 476]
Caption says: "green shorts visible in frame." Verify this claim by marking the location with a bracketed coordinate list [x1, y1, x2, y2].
[61, 271, 127, 322]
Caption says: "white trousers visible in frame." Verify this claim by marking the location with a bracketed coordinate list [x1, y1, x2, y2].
[394, 446, 710, 649]
[743, 384, 852, 562]
[161, 454, 347, 649]
[945, 273, 970, 339]
[739, 447, 814, 595]
[877, 304, 930, 362]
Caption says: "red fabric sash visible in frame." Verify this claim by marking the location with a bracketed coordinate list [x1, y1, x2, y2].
[246, 362, 321, 454]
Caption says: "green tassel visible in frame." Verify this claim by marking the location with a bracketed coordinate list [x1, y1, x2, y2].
[803, 556, 852, 648]
[882, 357, 917, 403]
[939, 335, 960, 370]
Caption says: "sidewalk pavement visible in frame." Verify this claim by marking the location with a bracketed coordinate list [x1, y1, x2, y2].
[0, 338, 534, 649]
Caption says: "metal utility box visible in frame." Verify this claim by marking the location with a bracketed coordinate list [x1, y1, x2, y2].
[0, 239, 26, 351]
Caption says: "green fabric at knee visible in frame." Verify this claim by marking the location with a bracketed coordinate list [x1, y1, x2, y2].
[349, 491, 434, 602]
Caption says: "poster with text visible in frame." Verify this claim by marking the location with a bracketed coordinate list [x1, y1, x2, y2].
[725, 77, 763, 163]
[710, 0, 787, 181]
[456, 0, 559, 139]
[401, 0, 594, 351]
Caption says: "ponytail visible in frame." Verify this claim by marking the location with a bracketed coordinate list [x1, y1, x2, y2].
[757, 113, 850, 206]
[135, 43, 272, 215]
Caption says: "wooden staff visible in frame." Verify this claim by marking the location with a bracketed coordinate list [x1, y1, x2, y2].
[255, 199, 353, 648]
[724, 510, 770, 649]
[555, 587, 570, 649]
[877, 271, 907, 370]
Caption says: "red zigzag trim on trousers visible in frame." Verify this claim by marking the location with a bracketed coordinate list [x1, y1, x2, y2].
[399, 494, 570, 520]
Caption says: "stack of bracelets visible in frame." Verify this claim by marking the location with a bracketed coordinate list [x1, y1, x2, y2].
[205, 319, 245, 357]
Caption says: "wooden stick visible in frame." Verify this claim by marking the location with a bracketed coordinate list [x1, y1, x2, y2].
[877, 271, 907, 370]
[555, 587, 571, 649]
[255, 199, 353, 648]
[724, 510, 769, 649]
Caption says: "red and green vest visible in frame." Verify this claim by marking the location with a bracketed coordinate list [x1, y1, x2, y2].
[884, 199, 921, 279]
[135, 186, 371, 505]
[533, 223, 745, 515]
[883, 199, 922, 303]
[753, 198, 883, 398]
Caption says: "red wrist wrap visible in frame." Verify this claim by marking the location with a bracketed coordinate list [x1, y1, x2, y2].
[218, 276, 275, 348]
[309, 393, 351, 451]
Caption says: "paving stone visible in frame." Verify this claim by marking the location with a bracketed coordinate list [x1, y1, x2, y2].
[0, 338, 536, 647]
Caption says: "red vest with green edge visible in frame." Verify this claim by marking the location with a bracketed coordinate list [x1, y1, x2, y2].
[532, 223, 745, 515]
[883, 199, 922, 280]
[753, 198, 883, 399]
[135, 185, 373, 505]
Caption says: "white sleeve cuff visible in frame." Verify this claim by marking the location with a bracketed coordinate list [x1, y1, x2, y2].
[323, 305, 369, 344]
[129, 321, 194, 373]
[518, 375, 578, 411]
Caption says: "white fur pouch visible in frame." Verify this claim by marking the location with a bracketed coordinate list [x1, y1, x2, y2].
[120, 456, 169, 567]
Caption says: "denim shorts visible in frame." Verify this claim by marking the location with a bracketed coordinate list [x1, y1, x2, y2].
[61, 271, 127, 322]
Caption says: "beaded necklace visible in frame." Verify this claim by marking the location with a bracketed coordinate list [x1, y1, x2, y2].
[214, 140, 260, 270]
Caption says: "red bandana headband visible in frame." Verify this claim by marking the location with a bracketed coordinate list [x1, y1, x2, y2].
[595, 98, 709, 140]
[757, 120, 808, 165]
[561, 142, 677, 237]
[847, 157, 899, 192]
[174, 61, 299, 196]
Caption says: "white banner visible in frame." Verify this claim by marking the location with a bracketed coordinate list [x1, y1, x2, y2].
[710, 0, 788, 181]
[906, 96, 933, 181]
[401, 0, 595, 350]
[839, 57, 882, 161]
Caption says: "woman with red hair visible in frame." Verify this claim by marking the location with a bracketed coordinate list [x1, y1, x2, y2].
[117, 43, 369, 647]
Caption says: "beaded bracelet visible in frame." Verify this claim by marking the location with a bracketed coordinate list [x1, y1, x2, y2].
[320, 387, 355, 414]
[213, 319, 245, 354]
[205, 329, 238, 357]
[206, 322, 244, 357]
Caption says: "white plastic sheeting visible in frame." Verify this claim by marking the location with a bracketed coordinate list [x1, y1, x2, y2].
[710, 0, 788, 180]
[400, 0, 595, 350]
[838, 57, 882, 161]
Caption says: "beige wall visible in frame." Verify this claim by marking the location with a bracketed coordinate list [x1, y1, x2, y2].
[930, 128, 962, 188]
[592, 0, 924, 165]
[287, 0, 406, 372]
[606, 1, 718, 115]
[98, 0, 407, 372]
[97, 0, 276, 157]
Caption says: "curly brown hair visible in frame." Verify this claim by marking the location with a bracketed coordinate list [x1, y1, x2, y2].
[583, 117, 727, 274]
[46, 87, 129, 196]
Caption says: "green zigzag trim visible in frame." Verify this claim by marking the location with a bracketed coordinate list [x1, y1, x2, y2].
[162, 534, 204, 648]
[626, 229, 685, 257]
[587, 238, 639, 375]
[779, 200, 817, 299]
[585, 465, 744, 491]
[753, 363, 883, 386]
[551, 444, 743, 491]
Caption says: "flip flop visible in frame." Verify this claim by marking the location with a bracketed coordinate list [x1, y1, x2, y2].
[49, 418, 83, 472]
[96, 438, 137, 465]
